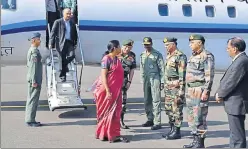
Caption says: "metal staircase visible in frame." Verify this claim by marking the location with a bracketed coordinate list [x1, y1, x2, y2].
[45, 24, 87, 111]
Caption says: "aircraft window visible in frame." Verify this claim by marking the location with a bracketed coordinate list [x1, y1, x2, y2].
[205, 6, 215, 17]
[1, 0, 16, 10]
[158, 4, 169, 16]
[227, 6, 236, 18]
[182, 4, 192, 17]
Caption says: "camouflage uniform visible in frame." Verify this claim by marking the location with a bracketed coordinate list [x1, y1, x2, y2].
[140, 37, 165, 130]
[119, 39, 136, 129]
[184, 34, 215, 148]
[162, 37, 187, 140]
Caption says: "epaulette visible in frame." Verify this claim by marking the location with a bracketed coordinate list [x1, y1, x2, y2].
[30, 47, 39, 54]
[200, 49, 213, 59]
[152, 49, 162, 56]
[140, 51, 146, 56]
[176, 50, 183, 56]
[204, 49, 213, 55]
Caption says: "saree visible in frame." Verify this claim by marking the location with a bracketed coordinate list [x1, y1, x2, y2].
[92, 55, 124, 142]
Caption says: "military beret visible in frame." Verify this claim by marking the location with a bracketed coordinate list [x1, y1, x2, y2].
[163, 37, 177, 43]
[142, 37, 152, 44]
[122, 39, 134, 46]
[189, 34, 205, 42]
[28, 32, 41, 41]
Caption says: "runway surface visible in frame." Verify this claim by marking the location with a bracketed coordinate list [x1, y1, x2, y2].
[1, 65, 247, 148]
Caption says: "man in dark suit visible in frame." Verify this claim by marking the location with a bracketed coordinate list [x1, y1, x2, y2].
[49, 8, 78, 82]
[216, 37, 248, 148]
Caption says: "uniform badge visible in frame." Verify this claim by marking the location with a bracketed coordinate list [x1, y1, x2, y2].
[32, 57, 37, 62]
[163, 38, 167, 43]
[149, 64, 154, 69]
[144, 38, 149, 42]
[190, 35, 194, 40]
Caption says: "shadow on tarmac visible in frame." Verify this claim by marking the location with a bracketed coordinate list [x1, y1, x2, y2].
[1, 96, 224, 111]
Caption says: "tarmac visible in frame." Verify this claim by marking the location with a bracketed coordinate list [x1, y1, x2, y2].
[1, 65, 248, 148]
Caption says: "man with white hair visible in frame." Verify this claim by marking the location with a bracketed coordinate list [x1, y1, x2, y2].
[49, 8, 78, 82]
[216, 37, 248, 148]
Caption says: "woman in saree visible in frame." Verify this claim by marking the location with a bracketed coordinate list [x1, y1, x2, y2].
[93, 40, 129, 143]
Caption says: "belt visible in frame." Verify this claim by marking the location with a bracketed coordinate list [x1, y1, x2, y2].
[65, 39, 72, 42]
[167, 77, 179, 81]
[187, 81, 205, 88]
[65, 39, 73, 44]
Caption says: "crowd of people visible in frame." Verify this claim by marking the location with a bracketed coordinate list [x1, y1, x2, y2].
[24, 3, 248, 147]
[90, 35, 248, 147]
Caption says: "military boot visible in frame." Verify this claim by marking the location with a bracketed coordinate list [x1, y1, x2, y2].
[165, 126, 181, 140]
[142, 121, 154, 127]
[162, 122, 174, 138]
[183, 134, 197, 148]
[193, 135, 205, 148]
[120, 113, 129, 129]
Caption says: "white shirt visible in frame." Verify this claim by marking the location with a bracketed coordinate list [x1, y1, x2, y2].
[46, 0, 56, 12]
[232, 52, 245, 62]
[64, 19, 71, 40]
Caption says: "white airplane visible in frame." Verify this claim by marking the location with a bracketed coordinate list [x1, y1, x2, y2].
[1, 0, 248, 111]
[1, 0, 248, 70]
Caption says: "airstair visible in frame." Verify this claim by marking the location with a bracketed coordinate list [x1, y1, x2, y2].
[45, 24, 87, 111]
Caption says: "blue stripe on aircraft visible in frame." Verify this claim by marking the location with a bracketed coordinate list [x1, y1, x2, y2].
[1, 20, 248, 35]
[1, 20, 47, 30]
[79, 20, 248, 29]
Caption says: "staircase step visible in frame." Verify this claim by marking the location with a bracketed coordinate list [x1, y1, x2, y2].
[56, 81, 77, 96]
[55, 70, 76, 82]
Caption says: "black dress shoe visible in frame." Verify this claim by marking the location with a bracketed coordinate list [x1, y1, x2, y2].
[60, 77, 66, 82]
[142, 121, 154, 127]
[121, 124, 130, 129]
[26, 122, 42, 127]
[151, 125, 162, 130]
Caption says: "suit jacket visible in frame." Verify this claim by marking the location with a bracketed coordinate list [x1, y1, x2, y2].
[49, 18, 78, 51]
[217, 52, 248, 115]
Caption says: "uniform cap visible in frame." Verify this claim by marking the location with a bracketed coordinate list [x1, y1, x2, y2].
[163, 37, 177, 43]
[122, 39, 134, 46]
[28, 32, 41, 41]
[143, 37, 152, 45]
[189, 34, 205, 42]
